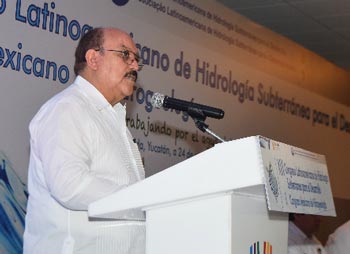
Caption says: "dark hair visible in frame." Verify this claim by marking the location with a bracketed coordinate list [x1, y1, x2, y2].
[289, 213, 307, 221]
[289, 213, 295, 221]
[74, 27, 104, 76]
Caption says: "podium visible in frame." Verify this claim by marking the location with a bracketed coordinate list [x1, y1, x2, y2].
[89, 136, 335, 254]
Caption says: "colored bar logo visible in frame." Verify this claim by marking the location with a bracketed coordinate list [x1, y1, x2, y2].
[250, 241, 272, 254]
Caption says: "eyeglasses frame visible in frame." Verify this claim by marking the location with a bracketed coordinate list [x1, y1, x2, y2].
[95, 47, 143, 70]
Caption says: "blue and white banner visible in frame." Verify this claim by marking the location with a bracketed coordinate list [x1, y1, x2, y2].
[0, 0, 349, 251]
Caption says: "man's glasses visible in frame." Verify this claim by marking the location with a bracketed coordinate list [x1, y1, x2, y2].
[97, 47, 143, 70]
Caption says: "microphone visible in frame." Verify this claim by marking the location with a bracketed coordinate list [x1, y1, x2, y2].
[151, 92, 224, 119]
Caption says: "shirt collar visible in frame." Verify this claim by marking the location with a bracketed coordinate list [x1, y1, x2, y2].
[74, 75, 113, 111]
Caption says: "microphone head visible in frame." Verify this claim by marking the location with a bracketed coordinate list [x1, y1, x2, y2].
[151, 92, 165, 108]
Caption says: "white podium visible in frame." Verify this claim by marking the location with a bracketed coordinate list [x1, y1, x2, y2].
[89, 136, 334, 254]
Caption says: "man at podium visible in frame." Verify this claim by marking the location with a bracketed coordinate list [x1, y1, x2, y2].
[23, 27, 146, 254]
[326, 219, 350, 254]
[288, 213, 328, 254]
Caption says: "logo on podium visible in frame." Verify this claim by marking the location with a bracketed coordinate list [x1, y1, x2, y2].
[250, 241, 272, 254]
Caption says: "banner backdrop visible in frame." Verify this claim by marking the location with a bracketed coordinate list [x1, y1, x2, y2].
[0, 0, 349, 251]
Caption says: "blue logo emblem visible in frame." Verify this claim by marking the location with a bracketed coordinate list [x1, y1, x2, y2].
[112, 0, 129, 6]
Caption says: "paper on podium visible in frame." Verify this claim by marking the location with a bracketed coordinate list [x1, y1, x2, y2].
[259, 136, 335, 216]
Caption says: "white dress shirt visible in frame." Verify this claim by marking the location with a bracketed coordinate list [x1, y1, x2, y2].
[326, 220, 350, 254]
[23, 76, 145, 254]
[288, 221, 327, 254]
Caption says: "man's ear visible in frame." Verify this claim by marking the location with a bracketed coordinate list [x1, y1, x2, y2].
[85, 49, 99, 71]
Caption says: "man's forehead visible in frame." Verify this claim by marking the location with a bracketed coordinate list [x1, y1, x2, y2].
[104, 30, 136, 50]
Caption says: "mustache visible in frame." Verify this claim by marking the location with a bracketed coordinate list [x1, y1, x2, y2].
[124, 70, 138, 82]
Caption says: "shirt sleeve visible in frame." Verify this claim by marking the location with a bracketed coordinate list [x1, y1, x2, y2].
[326, 222, 350, 254]
[287, 245, 301, 254]
[31, 100, 124, 211]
